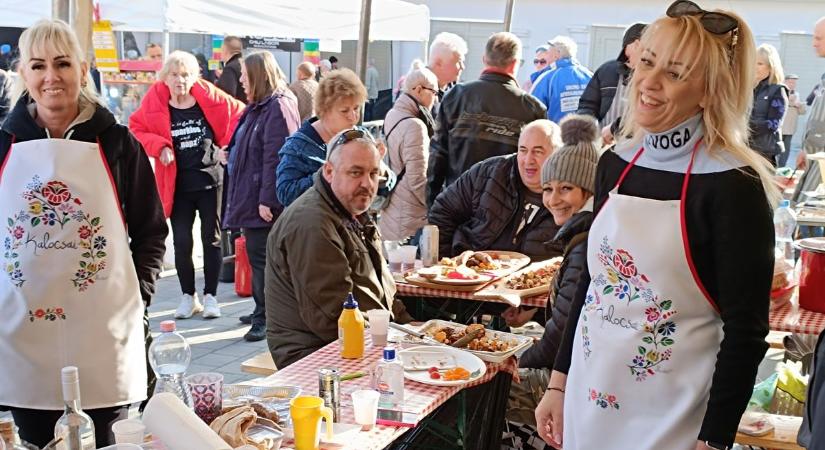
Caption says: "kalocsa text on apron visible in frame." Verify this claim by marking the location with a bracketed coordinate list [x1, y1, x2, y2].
[563, 140, 724, 450]
[0, 138, 145, 409]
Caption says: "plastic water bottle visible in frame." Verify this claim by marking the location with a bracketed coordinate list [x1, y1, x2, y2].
[373, 346, 404, 408]
[774, 200, 797, 266]
[149, 320, 193, 407]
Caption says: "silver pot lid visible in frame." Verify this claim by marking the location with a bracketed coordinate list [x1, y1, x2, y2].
[795, 237, 825, 253]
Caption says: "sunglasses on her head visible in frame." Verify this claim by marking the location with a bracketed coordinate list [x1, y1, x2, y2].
[666, 0, 739, 61]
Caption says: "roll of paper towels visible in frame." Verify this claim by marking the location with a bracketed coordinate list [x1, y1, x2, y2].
[142, 393, 232, 450]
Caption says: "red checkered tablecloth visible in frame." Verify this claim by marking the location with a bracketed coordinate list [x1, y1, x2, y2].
[257, 336, 517, 450]
[770, 303, 825, 335]
[396, 282, 549, 308]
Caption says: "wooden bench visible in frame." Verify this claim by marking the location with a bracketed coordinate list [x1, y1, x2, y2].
[735, 414, 804, 450]
[240, 351, 278, 376]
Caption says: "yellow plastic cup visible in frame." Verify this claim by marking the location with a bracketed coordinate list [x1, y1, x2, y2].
[290, 396, 334, 450]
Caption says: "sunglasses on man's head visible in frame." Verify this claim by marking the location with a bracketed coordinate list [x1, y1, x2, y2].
[534, 58, 547, 65]
[666, 0, 738, 34]
[329, 128, 376, 156]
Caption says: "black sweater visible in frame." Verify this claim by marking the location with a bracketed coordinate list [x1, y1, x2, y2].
[554, 116, 773, 447]
[0, 96, 168, 305]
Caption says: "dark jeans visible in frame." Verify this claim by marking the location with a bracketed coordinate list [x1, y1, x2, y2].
[780, 134, 794, 167]
[243, 226, 271, 327]
[9, 404, 131, 448]
[170, 187, 222, 296]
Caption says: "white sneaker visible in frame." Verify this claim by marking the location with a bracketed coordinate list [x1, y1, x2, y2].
[202, 294, 221, 319]
[174, 293, 202, 319]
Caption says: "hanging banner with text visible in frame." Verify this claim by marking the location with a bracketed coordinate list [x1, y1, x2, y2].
[92, 21, 119, 72]
[242, 36, 302, 52]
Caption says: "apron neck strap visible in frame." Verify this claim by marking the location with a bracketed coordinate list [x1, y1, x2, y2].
[613, 138, 704, 201]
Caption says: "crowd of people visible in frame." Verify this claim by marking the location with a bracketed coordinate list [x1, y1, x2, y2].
[1, 1, 825, 449]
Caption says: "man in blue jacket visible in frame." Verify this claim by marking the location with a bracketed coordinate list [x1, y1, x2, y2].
[531, 36, 593, 123]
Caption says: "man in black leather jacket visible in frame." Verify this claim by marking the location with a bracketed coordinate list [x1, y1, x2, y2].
[427, 32, 546, 206]
[429, 119, 563, 261]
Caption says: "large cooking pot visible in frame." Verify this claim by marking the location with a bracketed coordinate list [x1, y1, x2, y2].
[795, 237, 825, 313]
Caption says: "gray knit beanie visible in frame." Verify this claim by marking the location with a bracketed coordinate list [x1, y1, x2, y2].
[540, 114, 600, 193]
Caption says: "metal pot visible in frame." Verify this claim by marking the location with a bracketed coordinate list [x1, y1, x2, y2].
[795, 237, 825, 313]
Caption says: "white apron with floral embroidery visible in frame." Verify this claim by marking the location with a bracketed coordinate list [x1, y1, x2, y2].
[0, 139, 145, 409]
[563, 142, 723, 450]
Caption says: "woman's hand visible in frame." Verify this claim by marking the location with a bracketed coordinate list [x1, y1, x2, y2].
[536, 371, 567, 449]
[796, 151, 808, 170]
[258, 205, 273, 222]
[218, 147, 228, 165]
[502, 306, 537, 328]
[694, 441, 713, 450]
[160, 147, 174, 166]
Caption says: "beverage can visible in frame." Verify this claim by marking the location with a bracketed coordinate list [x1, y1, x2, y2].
[318, 367, 341, 422]
[420, 225, 439, 267]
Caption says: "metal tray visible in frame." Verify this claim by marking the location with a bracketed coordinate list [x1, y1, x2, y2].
[402, 319, 532, 363]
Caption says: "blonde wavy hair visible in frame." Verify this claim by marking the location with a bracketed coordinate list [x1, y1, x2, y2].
[757, 43, 785, 85]
[620, 10, 780, 205]
[12, 19, 102, 107]
[314, 68, 367, 118]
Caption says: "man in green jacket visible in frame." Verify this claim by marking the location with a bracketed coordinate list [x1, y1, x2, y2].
[265, 129, 414, 368]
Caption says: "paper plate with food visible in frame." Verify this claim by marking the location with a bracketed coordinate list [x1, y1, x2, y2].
[398, 345, 486, 387]
[399, 321, 532, 363]
[451, 250, 531, 277]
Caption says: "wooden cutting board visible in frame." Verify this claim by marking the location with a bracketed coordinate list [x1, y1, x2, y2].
[402, 274, 494, 292]
[475, 257, 563, 306]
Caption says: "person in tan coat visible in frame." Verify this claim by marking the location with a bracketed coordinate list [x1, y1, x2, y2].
[379, 66, 438, 241]
[289, 62, 319, 122]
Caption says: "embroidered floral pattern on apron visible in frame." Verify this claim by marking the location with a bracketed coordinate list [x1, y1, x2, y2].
[589, 389, 620, 410]
[4, 175, 106, 291]
[593, 237, 652, 304]
[28, 307, 66, 321]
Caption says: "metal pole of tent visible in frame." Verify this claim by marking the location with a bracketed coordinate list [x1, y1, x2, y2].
[503, 0, 516, 32]
[355, 0, 373, 83]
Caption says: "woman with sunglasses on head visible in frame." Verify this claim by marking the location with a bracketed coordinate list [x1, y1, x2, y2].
[749, 44, 788, 167]
[534, 2, 779, 450]
[378, 65, 438, 242]
[222, 51, 300, 341]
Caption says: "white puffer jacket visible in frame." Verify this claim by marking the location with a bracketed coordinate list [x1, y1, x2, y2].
[379, 93, 430, 241]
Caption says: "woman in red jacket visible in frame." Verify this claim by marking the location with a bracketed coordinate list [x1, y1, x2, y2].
[130, 51, 243, 320]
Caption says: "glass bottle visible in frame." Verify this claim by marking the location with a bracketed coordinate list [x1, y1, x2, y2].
[54, 366, 95, 450]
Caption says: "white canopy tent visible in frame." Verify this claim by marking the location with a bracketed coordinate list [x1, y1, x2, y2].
[96, 0, 430, 42]
[0, 0, 51, 28]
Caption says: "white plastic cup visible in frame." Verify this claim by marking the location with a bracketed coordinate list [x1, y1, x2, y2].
[366, 309, 391, 347]
[399, 245, 417, 272]
[351, 389, 380, 430]
[111, 418, 146, 444]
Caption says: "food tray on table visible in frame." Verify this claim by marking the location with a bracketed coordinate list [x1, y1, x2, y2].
[403, 250, 530, 291]
[474, 257, 563, 306]
[222, 384, 301, 428]
[397, 319, 532, 363]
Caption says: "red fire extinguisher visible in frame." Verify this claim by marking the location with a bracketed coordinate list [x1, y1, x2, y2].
[234, 236, 252, 297]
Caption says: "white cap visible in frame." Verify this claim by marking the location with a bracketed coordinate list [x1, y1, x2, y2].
[61, 366, 81, 401]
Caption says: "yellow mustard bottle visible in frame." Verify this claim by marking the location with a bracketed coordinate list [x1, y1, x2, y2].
[339, 293, 365, 359]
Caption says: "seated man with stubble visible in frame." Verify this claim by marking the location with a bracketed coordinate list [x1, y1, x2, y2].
[265, 129, 413, 368]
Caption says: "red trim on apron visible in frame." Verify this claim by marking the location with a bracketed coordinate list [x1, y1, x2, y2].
[613, 139, 720, 313]
[96, 139, 127, 227]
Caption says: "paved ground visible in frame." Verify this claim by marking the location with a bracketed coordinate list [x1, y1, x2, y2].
[149, 271, 265, 385]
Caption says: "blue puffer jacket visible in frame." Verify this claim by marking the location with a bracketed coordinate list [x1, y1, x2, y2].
[276, 119, 327, 207]
[223, 92, 300, 229]
[532, 57, 593, 123]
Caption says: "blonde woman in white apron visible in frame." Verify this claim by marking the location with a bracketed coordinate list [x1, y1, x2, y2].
[535, 2, 781, 450]
[0, 20, 167, 447]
